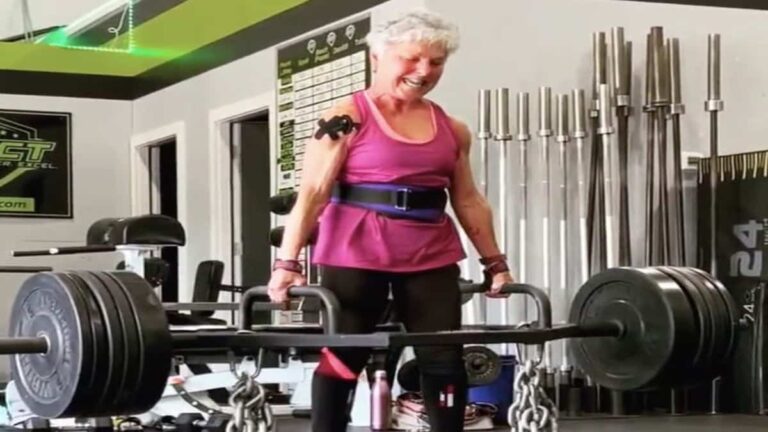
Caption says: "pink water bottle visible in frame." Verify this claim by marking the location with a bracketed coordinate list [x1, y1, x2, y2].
[371, 370, 391, 430]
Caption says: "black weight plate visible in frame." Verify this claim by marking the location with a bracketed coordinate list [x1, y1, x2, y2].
[678, 268, 733, 375]
[655, 267, 710, 383]
[689, 267, 739, 362]
[88, 270, 143, 414]
[61, 272, 108, 416]
[109, 270, 173, 413]
[397, 359, 420, 392]
[569, 267, 696, 391]
[660, 267, 718, 382]
[464, 345, 501, 387]
[71, 271, 127, 416]
[50, 273, 95, 417]
[52, 274, 96, 417]
[676, 267, 729, 381]
[9, 273, 89, 418]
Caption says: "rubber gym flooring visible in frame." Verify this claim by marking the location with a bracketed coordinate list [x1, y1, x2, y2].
[0, 414, 766, 431]
[270, 414, 768, 431]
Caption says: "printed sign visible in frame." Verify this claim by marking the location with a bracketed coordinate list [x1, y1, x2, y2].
[0, 110, 72, 218]
[275, 15, 371, 192]
[697, 151, 768, 413]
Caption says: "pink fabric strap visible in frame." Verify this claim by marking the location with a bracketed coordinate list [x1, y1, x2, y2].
[315, 347, 358, 381]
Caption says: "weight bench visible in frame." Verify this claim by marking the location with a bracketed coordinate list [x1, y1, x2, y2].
[165, 260, 227, 327]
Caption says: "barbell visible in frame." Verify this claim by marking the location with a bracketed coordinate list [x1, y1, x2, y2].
[1, 265, 741, 419]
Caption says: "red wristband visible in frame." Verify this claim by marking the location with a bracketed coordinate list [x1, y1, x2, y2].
[485, 260, 510, 276]
[273, 259, 303, 274]
[479, 254, 506, 266]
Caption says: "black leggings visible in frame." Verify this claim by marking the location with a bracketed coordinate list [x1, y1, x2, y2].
[311, 263, 467, 432]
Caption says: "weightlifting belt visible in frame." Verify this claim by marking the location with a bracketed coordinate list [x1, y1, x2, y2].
[331, 182, 447, 221]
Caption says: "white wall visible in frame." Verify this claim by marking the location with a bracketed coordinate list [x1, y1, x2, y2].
[0, 0, 113, 40]
[0, 93, 132, 380]
[130, 0, 425, 302]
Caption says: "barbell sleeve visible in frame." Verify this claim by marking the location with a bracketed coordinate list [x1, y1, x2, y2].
[593, 32, 607, 104]
[477, 89, 492, 198]
[239, 285, 340, 333]
[11, 245, 117, 257]
[708, 34, 721, 103]
[0, 337, 48, 355]
[651, 26, 670, 106]
[611, 27, 627, 100]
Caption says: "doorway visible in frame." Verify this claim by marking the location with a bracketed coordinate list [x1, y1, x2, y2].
[140, 138, 179, 302]
[229, 112, 271, 319]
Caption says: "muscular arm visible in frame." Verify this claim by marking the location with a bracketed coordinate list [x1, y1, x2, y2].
[277, 99, 358, 260]
[448, 118, 504, 260]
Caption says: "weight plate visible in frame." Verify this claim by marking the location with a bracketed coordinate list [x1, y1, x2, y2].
[678, 268, 732, 376]
[51, 274, 95, 417]
[464, 345, 501, 387]
[88, 270, 143, 414]
[655, 267, 710, 384]
[675, 267, 729, 381]
[9, 273, 89, 418]
[688, 267, 739, 362]
[72, 270, 127, 416]
[109, 270, 173, 413]
[569, 267, 696, 391]
[61, 272, 109, 416]
[397, 359, 420, 392]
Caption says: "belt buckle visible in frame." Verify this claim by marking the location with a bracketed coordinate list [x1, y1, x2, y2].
[395, 188, 412, 211]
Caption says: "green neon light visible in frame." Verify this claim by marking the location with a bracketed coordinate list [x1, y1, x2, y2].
[40, 0, 135, 53]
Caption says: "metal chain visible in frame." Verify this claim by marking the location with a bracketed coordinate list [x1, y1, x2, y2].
[226, 349, 274, 432]
[508, 359, 558, 432]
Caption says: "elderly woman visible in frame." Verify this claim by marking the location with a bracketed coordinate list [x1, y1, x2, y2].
[267, 9, 514, 431]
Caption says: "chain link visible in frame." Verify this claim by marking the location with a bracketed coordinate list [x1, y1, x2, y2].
[226, 349, 274, 432]
[507, 359, 558, 432]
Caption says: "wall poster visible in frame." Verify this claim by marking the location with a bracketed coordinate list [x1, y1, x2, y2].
[0, 109, 72, 218]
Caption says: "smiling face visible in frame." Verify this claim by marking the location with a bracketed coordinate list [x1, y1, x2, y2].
[370, 41, 448, 102]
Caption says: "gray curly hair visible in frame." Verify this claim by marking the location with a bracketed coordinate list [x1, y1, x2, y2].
[365, 9, 460, 56]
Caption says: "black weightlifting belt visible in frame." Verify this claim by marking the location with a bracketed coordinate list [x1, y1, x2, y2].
[330, 182, 448, 221]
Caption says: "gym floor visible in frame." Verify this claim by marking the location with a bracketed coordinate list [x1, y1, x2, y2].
[269, 414, 768, 431]
[0, 415, 765, 431]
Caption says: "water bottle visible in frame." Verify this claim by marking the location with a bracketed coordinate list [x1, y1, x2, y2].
[371, 370, 391, 430]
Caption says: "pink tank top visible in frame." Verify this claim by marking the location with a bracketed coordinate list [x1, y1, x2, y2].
[311, 91, 467, 272]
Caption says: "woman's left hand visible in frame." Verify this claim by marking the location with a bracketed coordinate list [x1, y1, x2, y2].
[486, 271, 515, 298]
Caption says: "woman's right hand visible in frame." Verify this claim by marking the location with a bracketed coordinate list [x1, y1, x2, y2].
[267, 269, 306, 304]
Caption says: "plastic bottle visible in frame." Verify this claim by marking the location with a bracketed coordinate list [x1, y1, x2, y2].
[370, 370, 391, 430]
